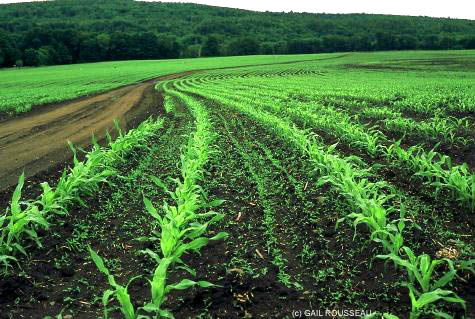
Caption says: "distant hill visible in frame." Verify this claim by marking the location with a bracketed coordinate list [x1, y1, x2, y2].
[1, 0, 475, 67]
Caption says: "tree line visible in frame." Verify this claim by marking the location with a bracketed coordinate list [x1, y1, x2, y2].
[1, 0, 475, 68]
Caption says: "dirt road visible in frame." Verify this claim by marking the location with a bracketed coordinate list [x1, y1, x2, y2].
[0, 73, 187, 191]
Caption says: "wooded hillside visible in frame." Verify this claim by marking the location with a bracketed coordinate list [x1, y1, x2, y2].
[1, 0, 474, 67]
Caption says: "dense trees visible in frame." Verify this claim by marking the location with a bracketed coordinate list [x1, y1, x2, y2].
[0, 0, 474, 68]
[227, 37, 260, 56]
[0, 33, 21, 67]
[202, 35, 220, 57]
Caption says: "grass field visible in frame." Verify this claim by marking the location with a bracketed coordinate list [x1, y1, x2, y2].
[1, 51, 474, 319]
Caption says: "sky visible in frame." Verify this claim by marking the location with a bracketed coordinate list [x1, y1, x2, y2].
[0, 0, 474, 20]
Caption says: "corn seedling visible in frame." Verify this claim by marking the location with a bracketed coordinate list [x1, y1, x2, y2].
[0, 173, 49, 272]
[408, 289, 465, 319]
[141, 255, 217, 319]
[34, 182, 67, 217]
[377, 247, 466, 319]
[89, 247, 139, 319]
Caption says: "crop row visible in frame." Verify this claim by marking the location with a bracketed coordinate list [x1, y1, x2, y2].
[187, 61, 475, 116]
[89, 86, 228, 318]
[187, 73, 474, 147]
[1, 54, 329, 114]
[176, 77, 475, 213]
[0, 118, 164, 273]
[174, 78, 473, 319]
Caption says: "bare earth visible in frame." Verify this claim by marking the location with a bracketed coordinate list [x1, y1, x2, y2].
[0, 72, 188, 191]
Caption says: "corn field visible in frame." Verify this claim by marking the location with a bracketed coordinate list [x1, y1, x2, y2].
[1, 51, 474, 319]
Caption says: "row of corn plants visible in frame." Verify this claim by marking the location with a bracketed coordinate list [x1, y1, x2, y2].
[0, 118, 164, 274]
[383, 116, 470, 146]
[363, 109, 472, 146]
[89, 89, 228, 319]
[155, 81, 176, 114]
[194, 80, 475, 213]
[188, 70, 473, 147]
[312, 93, 472, 146]
[178, 81, 472, 319]
[184, 63, 475, 118]
[319, 98, 472, 147]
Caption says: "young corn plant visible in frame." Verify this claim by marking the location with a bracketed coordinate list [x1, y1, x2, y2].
[55, 142, 116, 207]
[369, 208, 416, 258]
[141, 243, 221, 318]
[342, 203, 416, 260]
[105, 119, 157, 164]
[34, 181, 67, 218]
[142, 193, 227, 262]
[139, 93, 227, 318]
[55, 119, 157, 207]
[0, 148, 109, 272]
[377, 247, 466, 319]
[384, 141, 475, 212]
[0, 173, 49, 273]
[89, 247, 140, 319]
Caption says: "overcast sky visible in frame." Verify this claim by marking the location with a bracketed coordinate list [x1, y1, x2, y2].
[0, 0, 474, 20]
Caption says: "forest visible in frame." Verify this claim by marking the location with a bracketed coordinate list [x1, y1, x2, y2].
[1, 0, 475, 67]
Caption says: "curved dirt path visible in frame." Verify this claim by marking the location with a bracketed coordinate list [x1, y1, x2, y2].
[0, 72, 189, 191]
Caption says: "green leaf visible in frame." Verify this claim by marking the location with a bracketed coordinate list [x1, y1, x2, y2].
[176, 265, 196, 277]
[209, 232, 228, 241]
[167, 279, 197, 291]
[102, 289, 114, 308]
[143, 197, 162, 223]
[432, 269, 456, 290]
[11, 172, 25, 213]
[116, 287, 136, 319]
[204, 199, 225, 208]
[12, 243, 28, 257]
[141, 303, 175, 318]
[183, 237, 209, 253]
[414, 289, 451, 308]
[142, 249, 161, 264]
[88, 246, 110, 277]
[196, 280, 217, 288]
[150, 176, 169, 192]
[150, 257, 172, 306]
[431, 310, 453, 319]
[335, 217, 346, 230]
[135, 236, 159, 242]
[442, 296, 466, 309]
